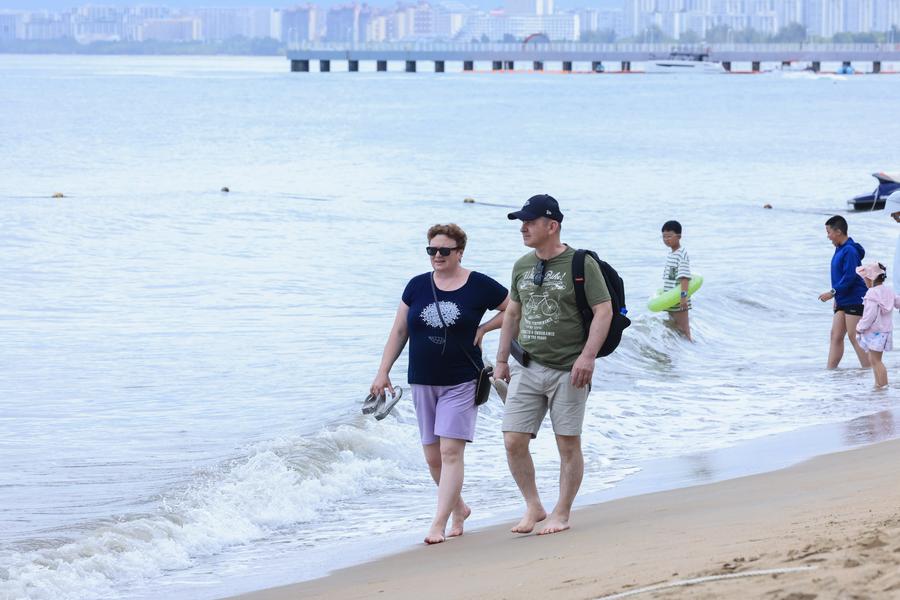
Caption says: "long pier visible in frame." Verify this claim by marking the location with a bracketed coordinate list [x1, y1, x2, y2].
[287, 42, 900, 73]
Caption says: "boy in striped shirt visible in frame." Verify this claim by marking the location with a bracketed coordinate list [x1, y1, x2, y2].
[661, 220, 693, 341]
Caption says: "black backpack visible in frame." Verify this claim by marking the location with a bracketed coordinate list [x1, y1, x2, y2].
[572, 249, 631, 357]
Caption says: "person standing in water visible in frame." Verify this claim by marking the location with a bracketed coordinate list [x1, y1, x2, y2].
[818, 215, 870, 369]
[660, 220, 693, 341]
[370, 224, 509, 545]
[855, 263, 899, 388]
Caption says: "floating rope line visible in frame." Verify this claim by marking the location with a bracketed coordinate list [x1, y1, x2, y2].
[594, 565, 819, 599]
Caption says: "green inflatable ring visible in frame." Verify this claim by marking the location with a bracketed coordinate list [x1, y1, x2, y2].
[647, 274, 703, 312]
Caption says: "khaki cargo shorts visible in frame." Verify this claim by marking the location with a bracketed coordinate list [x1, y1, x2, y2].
[501, 360, 590, 438]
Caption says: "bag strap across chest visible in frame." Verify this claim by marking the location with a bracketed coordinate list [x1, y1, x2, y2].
[430, 272, 481, 374]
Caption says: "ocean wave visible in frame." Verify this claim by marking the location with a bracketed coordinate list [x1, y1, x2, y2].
[0, 419, 420, 600]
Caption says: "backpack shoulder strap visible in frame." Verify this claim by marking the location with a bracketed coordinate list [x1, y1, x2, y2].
[573, 249, 589, 315]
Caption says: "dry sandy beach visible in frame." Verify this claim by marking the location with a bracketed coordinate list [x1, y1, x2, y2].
[231, 437, 900, 600]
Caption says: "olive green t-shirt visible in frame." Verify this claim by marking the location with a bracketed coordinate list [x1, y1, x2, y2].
[510, 246, 611, 371]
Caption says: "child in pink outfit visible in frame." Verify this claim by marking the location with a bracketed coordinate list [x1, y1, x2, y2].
[855, 262, 900, 387]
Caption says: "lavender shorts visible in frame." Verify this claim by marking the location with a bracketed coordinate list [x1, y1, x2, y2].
[411, 380, 478, 445]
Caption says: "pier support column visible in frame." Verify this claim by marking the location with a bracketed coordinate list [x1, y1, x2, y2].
[811, 61, 820, 72]
[562, 61, 572, 72]
[751, 61, 760, 72]
[533, 61, 543, 71]
[291, 59, 309, 72]
[405, 60, 416, 73]
[504, 60, 514, 70]
[591, 61, 603, 72]
[434, 60, 445, 73]
[377, 60, 387, 72]
[873, 61, 882, 73]
[722, 61, 731, 72]
[492, 60, 503, 71]
[463, 60, 474, 71]
[348, 60, 359, 72]
[620, 61, 630, 71]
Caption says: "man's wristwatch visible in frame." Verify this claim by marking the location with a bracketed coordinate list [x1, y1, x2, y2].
[830, 288, 836, 296]
[680, 291, 688, 299]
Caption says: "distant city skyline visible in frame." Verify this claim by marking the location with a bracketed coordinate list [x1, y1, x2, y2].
[2, 0, 898, 47]
[0, 0, 626, 11]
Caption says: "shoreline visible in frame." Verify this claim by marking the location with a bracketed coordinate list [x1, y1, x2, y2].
[227, 409, 900, 600]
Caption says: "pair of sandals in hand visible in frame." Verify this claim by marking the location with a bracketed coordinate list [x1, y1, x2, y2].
[362, 368, 509, 421]
[362, 387, 403, 420]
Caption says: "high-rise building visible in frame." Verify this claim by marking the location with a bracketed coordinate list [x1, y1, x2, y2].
[190, 8, 241, 41]
[844, 0, 874, 31]
[711, 0, 745, 14]
[325, 5, 358, 42]
[72, 7, 122, 43]
[624, 0, 656, 36]
[661, 10, 682, 37]
[506, 0, 554, 16]
[434, 9, 466, 39]
[387, 9, 412, 40]
[874, 0, 900, 30]
[241, 8, 275, 39]
[804, 0, 843, 36]
[366, 13, 388, 40]
[775, 0, 804, 28]
[682, 11, 713, 36]
[412, 4, 436, 37]
[139, 18, 201, 41]
[684, 0, 711, 11]
[576, 8, 599, 31]
[657, 0, 685, 12]
[281, 6, 317, 43]
[0, 13, 19, 41]
[21, 12, 69, 40]
[457, 12, 578, 40]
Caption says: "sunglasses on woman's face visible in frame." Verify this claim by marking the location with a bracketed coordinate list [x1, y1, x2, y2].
[426, 246, 458, 257]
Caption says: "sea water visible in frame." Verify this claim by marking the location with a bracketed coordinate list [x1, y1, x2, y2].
[1, 55, 899, 600]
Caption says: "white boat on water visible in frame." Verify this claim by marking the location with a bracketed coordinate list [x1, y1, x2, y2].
[644, 51, 725, 74]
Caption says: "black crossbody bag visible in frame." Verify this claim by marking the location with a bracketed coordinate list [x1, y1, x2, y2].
[430, 274, 493, 406]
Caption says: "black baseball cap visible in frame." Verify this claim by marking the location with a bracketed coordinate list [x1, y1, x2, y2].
[507, 194, 564, 223]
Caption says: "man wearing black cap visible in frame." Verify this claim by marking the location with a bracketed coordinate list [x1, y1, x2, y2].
[495, 194, 612, 536]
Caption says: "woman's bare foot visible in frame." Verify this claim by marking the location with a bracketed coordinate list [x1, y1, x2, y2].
[448, 503, 471, 538]
[510, 507, 547, 534]
[537, 513, 570, 535]
[424, 523, 446, 545]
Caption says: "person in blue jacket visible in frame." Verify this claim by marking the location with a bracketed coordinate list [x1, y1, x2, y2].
[818, 215, 871, 369]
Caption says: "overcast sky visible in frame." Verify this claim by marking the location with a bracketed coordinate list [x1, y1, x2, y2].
[1, 0, 624, 11]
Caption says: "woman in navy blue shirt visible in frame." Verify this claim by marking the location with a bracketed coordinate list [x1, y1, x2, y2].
[370, 223, 509, 545]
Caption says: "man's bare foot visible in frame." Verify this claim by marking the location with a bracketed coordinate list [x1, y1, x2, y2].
[448, 504, 471, 538]
[424, 524, 446, 545]
[510, 508, 547, 534]
[537, 514, 570, 535]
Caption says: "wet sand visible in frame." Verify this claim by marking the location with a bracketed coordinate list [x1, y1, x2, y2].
[229, 435, 900, 600]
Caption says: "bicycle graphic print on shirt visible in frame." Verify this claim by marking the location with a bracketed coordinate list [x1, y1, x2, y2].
[518, 265, 565, 337]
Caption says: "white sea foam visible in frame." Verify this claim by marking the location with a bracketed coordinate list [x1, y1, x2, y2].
[0, 420, 421, 600]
